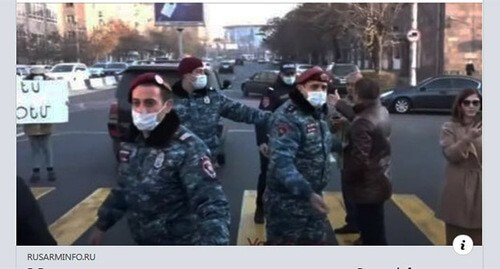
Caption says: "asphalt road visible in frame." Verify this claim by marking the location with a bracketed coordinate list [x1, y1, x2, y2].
[16, 62, 452, 246]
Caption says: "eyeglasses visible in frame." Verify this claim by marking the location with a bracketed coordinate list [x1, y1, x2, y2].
[462, 100, 481, 107]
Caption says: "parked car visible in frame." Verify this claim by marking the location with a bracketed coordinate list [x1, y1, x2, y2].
[218, 60, 235, 73]
[296, 64, 314, 75]
[103, 62, 128, 76]
[380, 75, 482, 114]
[136, 60, 153, 65]
[47, 63, 90, 81]
[235, 58, 244, 66]
[107, 63, 232, 164]
[89, 63, 106, 77]
[329, 63, 361, 95]
[257, 58, 267, 64]
[30, 65, 52, 72]
[16, 65, 30, 78]
[241, 70, 279, 97]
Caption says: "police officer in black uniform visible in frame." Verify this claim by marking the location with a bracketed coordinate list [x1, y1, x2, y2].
[253, 62, 297, 223]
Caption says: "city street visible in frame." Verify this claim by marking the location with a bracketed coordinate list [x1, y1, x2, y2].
[17, 62, 452, 246]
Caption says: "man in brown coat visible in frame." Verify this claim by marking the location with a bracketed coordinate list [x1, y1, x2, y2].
[22, 67, 56, 182]
[343, 78, 392, 245]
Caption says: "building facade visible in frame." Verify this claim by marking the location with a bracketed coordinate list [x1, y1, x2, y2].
[397, 3, 482, 80]
[346, 3, 482, 82]
[16, 3, 61, 63]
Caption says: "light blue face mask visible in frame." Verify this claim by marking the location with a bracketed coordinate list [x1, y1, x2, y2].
[282, 76, 295, 85]
[193, 75, 208, 90]
[307, 91, 327, 108]
[131, 110, 160, 131]
[131, 104, 168, 131]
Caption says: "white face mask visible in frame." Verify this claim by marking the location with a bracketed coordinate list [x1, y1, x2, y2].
[33, 75, 44, 80]
[307, 91, 327, 108]
[193, 74, 208, 90]
[132, 103, 169, 131]
[282, 76, 295, 85]
[132, 110, 160, 131]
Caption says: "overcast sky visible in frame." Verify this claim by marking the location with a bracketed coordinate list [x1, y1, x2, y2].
[204, 3, 298, 39]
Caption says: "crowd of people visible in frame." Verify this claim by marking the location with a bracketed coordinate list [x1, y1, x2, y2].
[17, 57, 482, 246]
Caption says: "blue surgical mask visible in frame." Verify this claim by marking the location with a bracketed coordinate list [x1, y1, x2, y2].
[131, 103, 170, 131]
[307, 91, 327, 108]
[132, 110, 160, 131]
[283, 76, 295, 85]
[193, 74, 208, 90]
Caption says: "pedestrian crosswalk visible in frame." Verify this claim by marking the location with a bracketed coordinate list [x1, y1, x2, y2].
[31, 188, 446, 246]
[48, 188, 110, 245]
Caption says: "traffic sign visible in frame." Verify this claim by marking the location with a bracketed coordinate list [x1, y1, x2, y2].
[407, 29, 421, 42]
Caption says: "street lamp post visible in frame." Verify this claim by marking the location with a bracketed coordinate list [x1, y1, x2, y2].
[410, 3, 418, 86]
[177, 27, 184, 59]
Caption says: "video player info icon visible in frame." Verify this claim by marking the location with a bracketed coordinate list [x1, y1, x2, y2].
[453, 234, 473, 255]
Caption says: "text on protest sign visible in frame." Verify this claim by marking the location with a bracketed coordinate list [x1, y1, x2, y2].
[16, 80, 69, 124]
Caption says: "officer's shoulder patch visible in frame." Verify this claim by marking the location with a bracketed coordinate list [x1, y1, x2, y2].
[200, 156, 217, 179]
[276, 122, 291, 137]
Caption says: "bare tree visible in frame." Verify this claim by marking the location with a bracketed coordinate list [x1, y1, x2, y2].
[347, 3, 405, 73]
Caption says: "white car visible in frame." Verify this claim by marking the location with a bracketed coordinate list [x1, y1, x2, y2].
[296, 64, 314, 75]
[89, 63, 106, 77]
[48, 63, 90, 81]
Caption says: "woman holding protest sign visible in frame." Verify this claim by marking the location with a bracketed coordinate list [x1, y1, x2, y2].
[22, 67, 56, 183]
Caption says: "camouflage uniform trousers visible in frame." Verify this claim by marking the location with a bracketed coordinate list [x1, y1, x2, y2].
[264, 192, 328, 245]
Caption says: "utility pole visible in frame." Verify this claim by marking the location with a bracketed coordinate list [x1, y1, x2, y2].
[410, 3, 418, 86]
[177, 27, 184, 59]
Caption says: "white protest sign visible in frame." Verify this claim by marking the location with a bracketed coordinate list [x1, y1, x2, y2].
[16, 80, 69, 124]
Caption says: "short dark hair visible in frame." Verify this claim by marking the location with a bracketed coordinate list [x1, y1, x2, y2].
[451, 88, 482, 124]
[354, 78, 380, 100]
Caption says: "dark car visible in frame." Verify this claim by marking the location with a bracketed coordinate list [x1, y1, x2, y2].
[218, 60, 235, 73]
[241, 70, 279, 97]
[103, 62, 128, 76]
[380, 75, 482, 114]
[328, 63, 360, 95]
[108, 63, 232, 164]
[235, 58, 244, 66]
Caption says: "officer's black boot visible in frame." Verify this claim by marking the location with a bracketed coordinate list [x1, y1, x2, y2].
[254, 205, 264, 224]
[30, 168, 41, 183]
[47, 167, 56, 182]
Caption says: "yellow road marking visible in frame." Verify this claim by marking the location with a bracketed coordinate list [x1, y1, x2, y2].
[30, 187, 55, 200]
[323, 192, 360, 245]
[237, 190, 266, 245]
[49, 188, 111, 245]
[391, 194, 446, 245]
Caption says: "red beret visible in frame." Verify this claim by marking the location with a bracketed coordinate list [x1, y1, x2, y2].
[296, 66, 331, 85]
[128, 72, 171, 102]
[178, 57, 204, 75]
